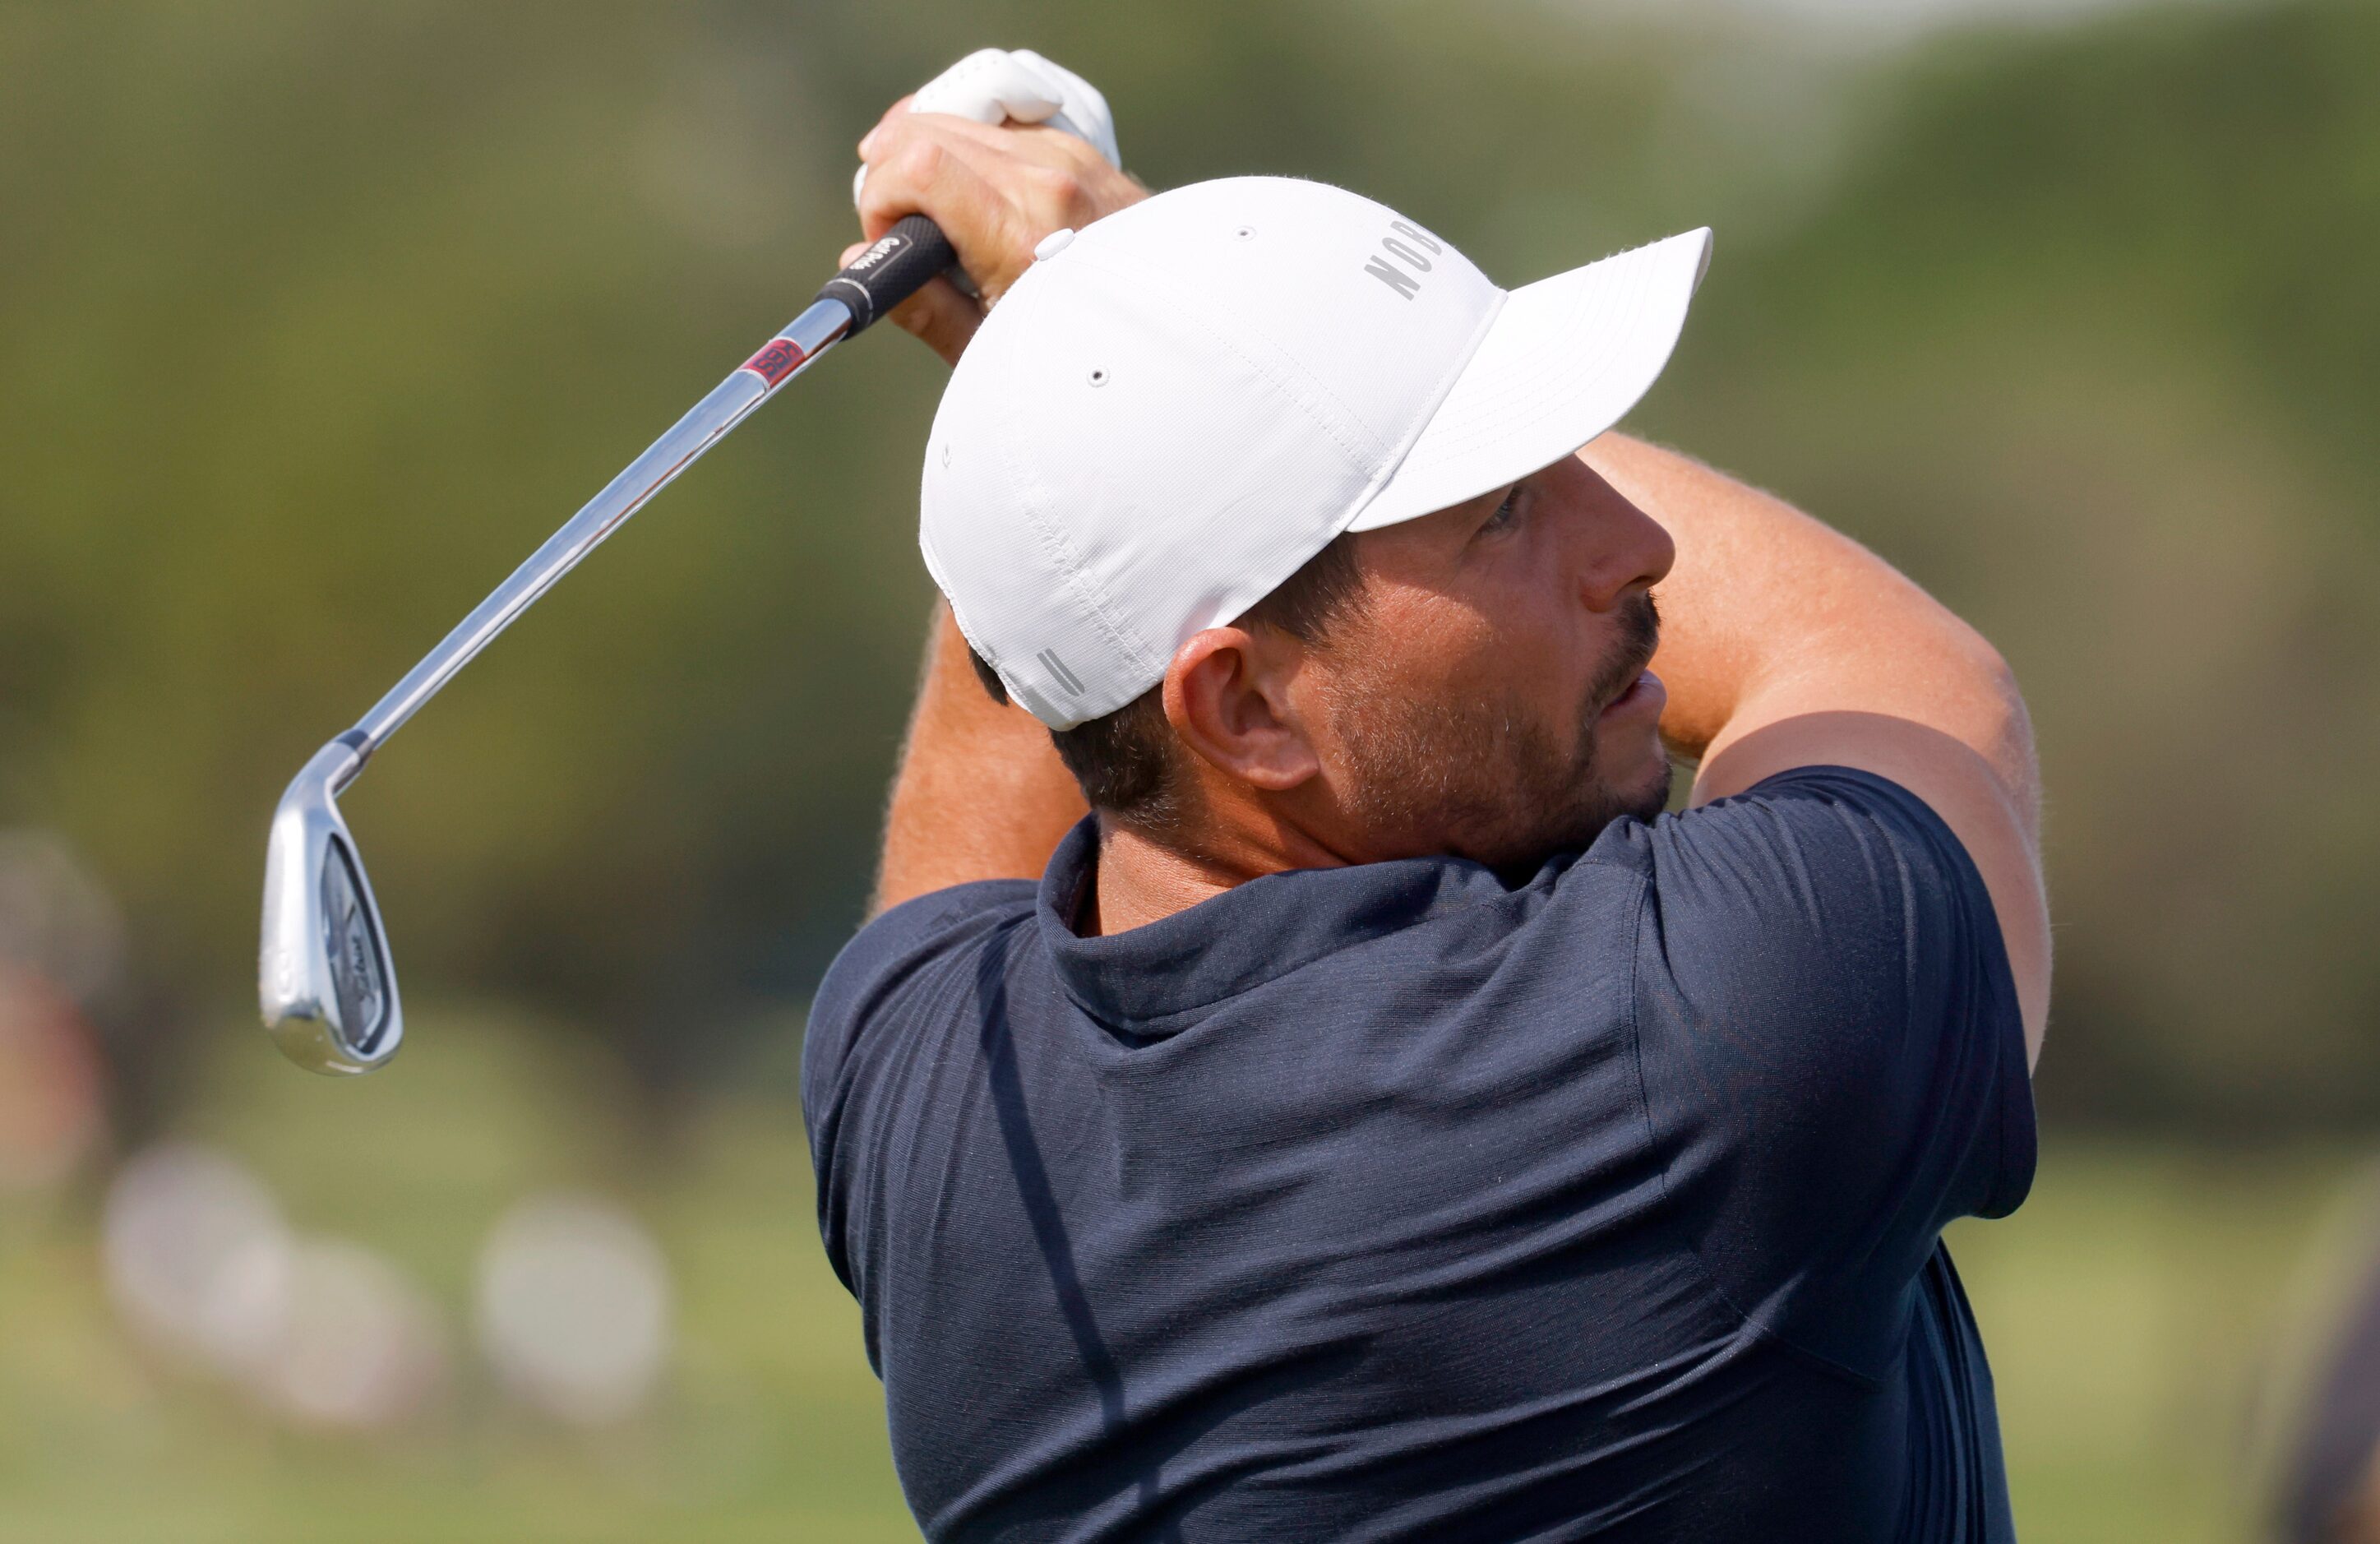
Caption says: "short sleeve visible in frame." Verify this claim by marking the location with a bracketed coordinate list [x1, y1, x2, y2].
[801, 880, 1035, 1303]
[1628, 766, 2035, 1384]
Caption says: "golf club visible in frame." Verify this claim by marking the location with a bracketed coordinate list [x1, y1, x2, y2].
[260, 215, 956, 1075]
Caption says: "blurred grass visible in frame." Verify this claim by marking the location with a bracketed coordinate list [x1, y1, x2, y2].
[0, 1006, 2367, 1541]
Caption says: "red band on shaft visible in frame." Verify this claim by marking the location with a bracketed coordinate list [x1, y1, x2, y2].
[740, 337, 809, 388]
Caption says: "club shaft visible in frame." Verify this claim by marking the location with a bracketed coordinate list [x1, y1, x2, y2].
[336, 298, 854, 788]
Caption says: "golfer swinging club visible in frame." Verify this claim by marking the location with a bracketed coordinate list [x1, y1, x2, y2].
[806, 50, 2050, 1542]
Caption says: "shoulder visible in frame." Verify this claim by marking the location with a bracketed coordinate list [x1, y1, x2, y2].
[1630, 765, 2019, 1072]
[1619, 768, 2036, 1375]
[1636, 761, 1976, 874]
[1618, 764, 2026, 1178]
[1616, 764, 1996, 973]
[1626, 763, 2033, 1204]
[804, 880, 1037, 1107]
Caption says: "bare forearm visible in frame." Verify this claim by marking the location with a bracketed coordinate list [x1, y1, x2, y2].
[875, 605, 1089, 913]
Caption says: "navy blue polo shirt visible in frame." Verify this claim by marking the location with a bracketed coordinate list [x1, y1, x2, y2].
[803, 766, 2035, 1542]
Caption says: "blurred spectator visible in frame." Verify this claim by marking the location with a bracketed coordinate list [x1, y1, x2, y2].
[0, 831, 119, 1189]
[0, 968, 104, 1190]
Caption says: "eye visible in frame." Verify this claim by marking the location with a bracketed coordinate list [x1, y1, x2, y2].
[1480, 483, 1523, 534]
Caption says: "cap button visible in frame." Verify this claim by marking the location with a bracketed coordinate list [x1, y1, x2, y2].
[1033, 228, 1077, 261]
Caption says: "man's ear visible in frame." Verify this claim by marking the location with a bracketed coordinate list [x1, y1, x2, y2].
[1162, 627, 1321, 792]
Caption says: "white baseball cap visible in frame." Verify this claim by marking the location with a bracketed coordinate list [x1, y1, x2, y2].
[921, 176, 1712, 729]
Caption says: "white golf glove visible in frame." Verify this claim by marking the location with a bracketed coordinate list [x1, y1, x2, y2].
[853, 48, 1123, 210]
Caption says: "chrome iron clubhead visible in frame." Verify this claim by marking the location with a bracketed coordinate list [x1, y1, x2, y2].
[260, 733, 400, 1074]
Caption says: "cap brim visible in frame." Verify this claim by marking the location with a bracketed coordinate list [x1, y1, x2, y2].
[1347, 227, 1712, 531]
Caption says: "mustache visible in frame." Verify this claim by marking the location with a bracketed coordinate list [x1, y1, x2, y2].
[1584, 591, 1662, 717]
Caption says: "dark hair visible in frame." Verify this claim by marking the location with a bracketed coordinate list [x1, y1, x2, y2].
[968, 534, 1365, 830]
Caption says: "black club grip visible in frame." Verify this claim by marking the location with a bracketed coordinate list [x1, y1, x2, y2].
[814, 215, 959, 335]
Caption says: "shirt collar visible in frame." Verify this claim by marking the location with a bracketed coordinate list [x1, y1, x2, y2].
[1033, 816, 1537, 1033]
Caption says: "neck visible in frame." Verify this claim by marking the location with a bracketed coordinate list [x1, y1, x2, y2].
[1089, 801, 1348, 935]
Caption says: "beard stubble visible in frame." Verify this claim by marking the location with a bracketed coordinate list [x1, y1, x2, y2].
[1324, 592, 1671, 878]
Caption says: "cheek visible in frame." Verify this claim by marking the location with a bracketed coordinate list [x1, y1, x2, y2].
[1351, 592, 1505, 700]
[1323, 566, 1594, 741]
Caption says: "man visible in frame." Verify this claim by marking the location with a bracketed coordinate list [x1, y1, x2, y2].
[805, 53, 2050, 1543]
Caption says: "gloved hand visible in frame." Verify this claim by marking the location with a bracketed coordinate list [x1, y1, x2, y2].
[847, 49, 1143, 366]
[853, 48, 1121, 209]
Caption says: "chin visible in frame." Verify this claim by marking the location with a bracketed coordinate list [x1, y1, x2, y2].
[1477, 749, 1675, 881]
[1594, 736, 1673, 828]
[1620, 747, 1675, 825]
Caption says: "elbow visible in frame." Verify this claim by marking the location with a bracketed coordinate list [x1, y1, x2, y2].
[1964, 635, 2040, 818]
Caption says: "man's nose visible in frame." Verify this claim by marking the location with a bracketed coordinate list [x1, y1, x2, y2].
[1573, 483, 1675, 614]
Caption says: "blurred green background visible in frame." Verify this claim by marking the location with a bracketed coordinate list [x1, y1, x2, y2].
[3, 0, 2378, 1537]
